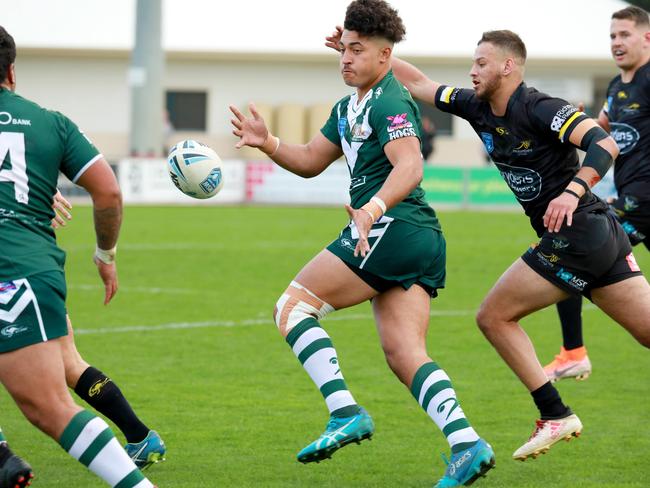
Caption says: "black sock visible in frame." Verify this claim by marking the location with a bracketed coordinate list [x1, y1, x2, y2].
[0, 442, 14, 468]
[531, 382, 572, 420]
[556, 295, 584, 350]
[74, 366, 150, 443]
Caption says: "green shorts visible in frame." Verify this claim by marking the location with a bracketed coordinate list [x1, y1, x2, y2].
[0, 271, 68, 353]
[327, 216, 446, 297]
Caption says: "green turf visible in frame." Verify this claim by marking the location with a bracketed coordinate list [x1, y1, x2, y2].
[2, 206, 649, 487]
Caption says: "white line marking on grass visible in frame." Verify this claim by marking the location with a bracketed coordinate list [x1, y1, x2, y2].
[73, 301, 599, 336]
[68, 284, 201, 295]
[73, 309, 474, 335]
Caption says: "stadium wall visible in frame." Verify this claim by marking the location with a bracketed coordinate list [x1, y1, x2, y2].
[17, 48, 617, 167]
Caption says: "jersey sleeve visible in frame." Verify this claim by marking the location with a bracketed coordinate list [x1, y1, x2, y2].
[529, 96, 588, 143]
[370, 94, 421, 148]
[320, 102, 343, 147]
[58, 114, 102, 183]
[434, 85, 478, 119]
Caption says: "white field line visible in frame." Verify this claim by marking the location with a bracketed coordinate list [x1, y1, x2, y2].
[68, 284, 200, 295]
[73, 304, 597, 336]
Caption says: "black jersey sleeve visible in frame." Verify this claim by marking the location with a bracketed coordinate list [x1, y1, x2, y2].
[434, 85, 479, 120]
[529, 96, 589, 144]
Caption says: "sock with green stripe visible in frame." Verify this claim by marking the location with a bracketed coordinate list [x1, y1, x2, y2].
[59, 410, 153, 488]
[286, 318, 359, 418]
[411, 362, 480, 454]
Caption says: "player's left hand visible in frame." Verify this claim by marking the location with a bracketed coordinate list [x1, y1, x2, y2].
[543, 192, 579, 233]
[325, 25, 343, 52]
[94, 258, 118, 305]
[345, 203, 374, 258]
[51, 190, 72, 229]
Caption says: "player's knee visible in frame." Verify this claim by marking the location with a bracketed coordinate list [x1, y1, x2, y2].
[476, 304, 497, 334]
[273, 281, 334, 337]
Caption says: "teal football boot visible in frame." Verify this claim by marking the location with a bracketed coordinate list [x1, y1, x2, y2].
[297, 407, 374, 463]
[124, 430, 166, 469]
[435, 438, 495, 487]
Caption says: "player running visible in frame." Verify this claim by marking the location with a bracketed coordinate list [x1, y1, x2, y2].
[544, 5, 650, 383]
[325, 27, 650, 462]
[0, 26, 157, 487]
[232, 1, 494, 486]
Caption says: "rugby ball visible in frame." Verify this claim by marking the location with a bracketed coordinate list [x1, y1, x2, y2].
[167, 140, 224, 199]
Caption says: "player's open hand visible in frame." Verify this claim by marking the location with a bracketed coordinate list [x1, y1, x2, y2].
[345, 203, 374, 258]
[543, 191, 579, 233]
[94, 258, 118, 305]
[51, 190, 72, 229]
[325, 26, 343, 52]
[230, 103, 268, 149]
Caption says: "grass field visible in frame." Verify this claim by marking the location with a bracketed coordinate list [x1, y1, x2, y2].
[2, 206, 649, 487]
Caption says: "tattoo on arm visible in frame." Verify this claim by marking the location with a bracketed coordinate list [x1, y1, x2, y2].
[93, 206, 122, 249]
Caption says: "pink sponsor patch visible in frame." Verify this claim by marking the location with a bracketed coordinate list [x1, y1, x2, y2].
[626, 252, 640, 272]
[386, 113, 413, 133]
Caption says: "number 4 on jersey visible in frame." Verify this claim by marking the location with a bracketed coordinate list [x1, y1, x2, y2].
[0, 131, 29, 204]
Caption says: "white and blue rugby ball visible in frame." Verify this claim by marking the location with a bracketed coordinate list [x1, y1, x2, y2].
[167, 139, 224, 199]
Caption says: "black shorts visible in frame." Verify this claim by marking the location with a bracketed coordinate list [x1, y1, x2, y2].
[522, 208, 643, 300]
[611, 193, 650, 250]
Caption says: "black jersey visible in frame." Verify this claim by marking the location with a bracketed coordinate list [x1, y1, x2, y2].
[603, 60, 650, 197]
[435, 82, 605, 236]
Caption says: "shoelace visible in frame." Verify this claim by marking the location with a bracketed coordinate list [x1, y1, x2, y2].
[440, 452, 450, 466]
[528, 419, 546, 441]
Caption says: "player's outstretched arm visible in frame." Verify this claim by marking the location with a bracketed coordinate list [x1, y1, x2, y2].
[325, 25, 440, 104]
[230, 103, 342, 178]
[543, 118, 618, 232]
[76, 159, 122, 305]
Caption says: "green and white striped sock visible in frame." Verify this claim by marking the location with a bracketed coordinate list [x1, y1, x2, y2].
[286, 318, 359, 418]
[411, 362, 480, 453]
[59, 410, 153, 488]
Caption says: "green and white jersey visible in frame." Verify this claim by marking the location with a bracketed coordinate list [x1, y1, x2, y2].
[321, 70, 440, 230]
[0, 88, 101, 280]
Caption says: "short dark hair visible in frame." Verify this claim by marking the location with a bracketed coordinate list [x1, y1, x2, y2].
[478, 30, 527, 64]
[344, 0, 406, 44]
[0, 26, 16, 83]
[612, 6, 650, 27]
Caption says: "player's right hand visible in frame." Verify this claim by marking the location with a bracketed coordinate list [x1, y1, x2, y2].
[94, 258, 118, 305]
[325, 25, 343, 52]
[345, 203, 373, 258]
[230, 103, 268, 149]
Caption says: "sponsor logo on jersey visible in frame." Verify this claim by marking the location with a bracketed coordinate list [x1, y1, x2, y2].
[550, 105, 579, 132]
[388, 127, 416, 141]
[374, 87, 383, 99]
[0, 324, 28, 338]
[338, 117, 347, 138]
[617, 90, 628, 100]
[555, 267, 588, 291]
[0, 282, 17, 294]
[552, 238, 569, 250]
[609, 122, 640, 155]
[495, 127, 509, 136]
[497, 164, 542, 201]
[623, 102, 640, 113]
[0, 112, 31, 126]
[386, 113, 412, 132]
[480, 132, 494, 153]
[350, 176, 366, 189]
[513, 140, 533, 155]
[623, 195, 639, 211]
